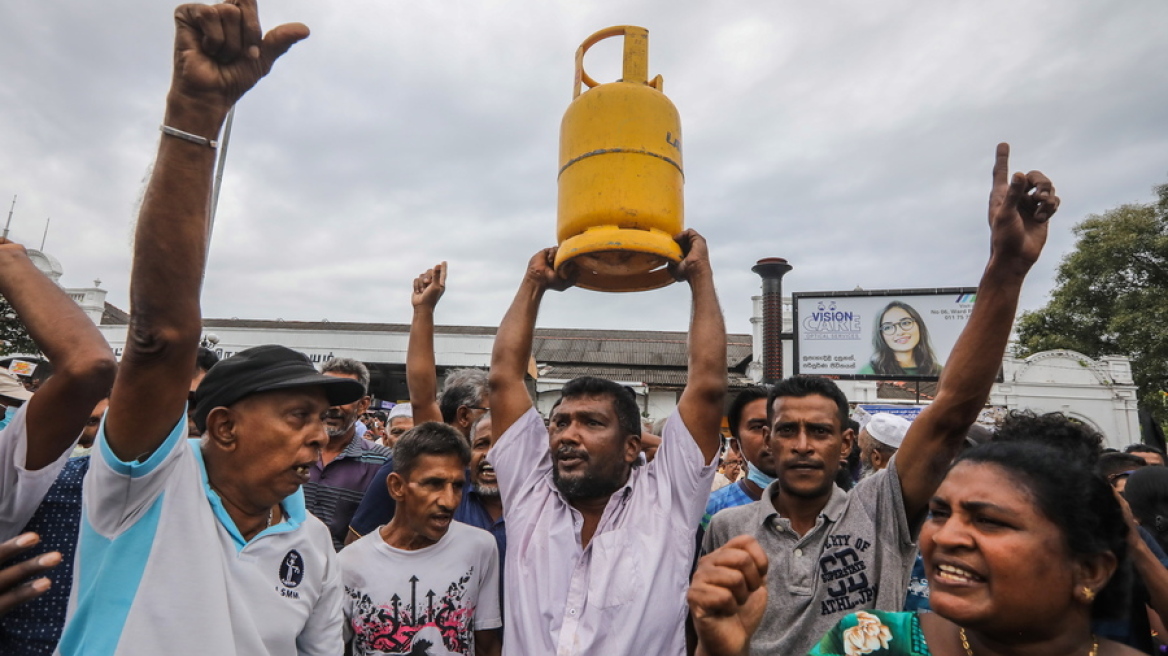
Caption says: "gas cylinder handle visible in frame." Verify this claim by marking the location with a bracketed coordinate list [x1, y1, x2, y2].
[573, 25, 661, 99]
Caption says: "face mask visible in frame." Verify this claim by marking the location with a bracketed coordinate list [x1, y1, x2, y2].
[746, 463, 776, 489]
[0, 405, 15, 431]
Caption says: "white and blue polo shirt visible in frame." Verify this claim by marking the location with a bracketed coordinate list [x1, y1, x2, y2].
[57, 413, 343, 656]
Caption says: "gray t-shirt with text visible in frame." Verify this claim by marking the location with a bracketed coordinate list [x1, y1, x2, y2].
[703, 457, 918, 656]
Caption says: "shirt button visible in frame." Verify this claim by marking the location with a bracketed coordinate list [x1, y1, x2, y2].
[569, 608, 577, 615]
[794, 548, 803, 558]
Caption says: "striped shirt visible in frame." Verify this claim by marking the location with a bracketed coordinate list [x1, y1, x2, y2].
[304, 435, 391, 550]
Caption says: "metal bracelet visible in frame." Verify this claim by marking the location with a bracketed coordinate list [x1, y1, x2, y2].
[160, 124, 219, 149]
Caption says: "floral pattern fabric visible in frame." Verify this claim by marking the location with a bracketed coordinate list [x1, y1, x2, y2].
[810, 610, 931, 656]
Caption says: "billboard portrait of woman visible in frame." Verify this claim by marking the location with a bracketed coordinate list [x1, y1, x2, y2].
[856, 300, 943, 377]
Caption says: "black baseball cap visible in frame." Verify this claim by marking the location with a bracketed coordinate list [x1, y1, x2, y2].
[192, 345, 365, 432]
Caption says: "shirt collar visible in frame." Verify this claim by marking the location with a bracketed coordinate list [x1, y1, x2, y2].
[756, 479, 849, 526]
[336, 432, 367, 460]
[193, 439, 307, 551]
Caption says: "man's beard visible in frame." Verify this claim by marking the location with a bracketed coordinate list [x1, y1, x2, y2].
[859, 458, 877, 479]
[325, 410, 354, 439]
[475, 483, 501, 498]
[552, 458, 627, 501]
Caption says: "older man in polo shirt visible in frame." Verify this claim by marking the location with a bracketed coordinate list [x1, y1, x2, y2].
[486, 233, 727, 656]
[53, 3, 348, 654]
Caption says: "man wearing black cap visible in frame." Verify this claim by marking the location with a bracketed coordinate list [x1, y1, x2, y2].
[55, 2, 342, 654]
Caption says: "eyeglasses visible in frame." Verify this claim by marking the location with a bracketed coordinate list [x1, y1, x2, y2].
[880, 318, 917, 335]
[1108, 470, 1137, 484]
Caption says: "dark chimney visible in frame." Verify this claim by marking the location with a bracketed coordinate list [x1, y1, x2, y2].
[752, 258, 793, 384]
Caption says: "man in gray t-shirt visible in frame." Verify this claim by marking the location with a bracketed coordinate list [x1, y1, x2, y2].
[703, 450, 917, 655]
[700, 145, 1060, 656]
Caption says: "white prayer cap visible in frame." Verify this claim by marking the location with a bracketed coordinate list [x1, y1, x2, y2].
[865, 413, 911, 449]
[388, 403, 413, 419]
[0, 370, 32, 402]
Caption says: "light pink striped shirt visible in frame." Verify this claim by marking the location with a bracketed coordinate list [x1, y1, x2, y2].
[488, 407, 715, 656]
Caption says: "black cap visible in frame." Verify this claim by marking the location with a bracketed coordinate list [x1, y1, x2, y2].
[192, 345, 365, 432]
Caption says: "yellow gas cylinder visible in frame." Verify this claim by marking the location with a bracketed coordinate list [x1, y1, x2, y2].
[555, 26, 683, 292]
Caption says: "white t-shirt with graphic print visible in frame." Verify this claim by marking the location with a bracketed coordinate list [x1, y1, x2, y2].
[341, 521, 501, 656]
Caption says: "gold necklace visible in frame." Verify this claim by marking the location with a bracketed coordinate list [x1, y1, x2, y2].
[958, 628, 1098, 656]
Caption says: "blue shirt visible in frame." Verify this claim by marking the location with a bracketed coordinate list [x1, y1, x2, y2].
[700, 480, 757, 531]
[454, 488, 507, 572]
[348, 459, 397, 537]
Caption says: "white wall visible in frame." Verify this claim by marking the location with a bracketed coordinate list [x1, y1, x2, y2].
[98, 324, 493, 368]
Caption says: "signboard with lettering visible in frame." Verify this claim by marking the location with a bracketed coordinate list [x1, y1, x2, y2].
[792, 288, 977, 380]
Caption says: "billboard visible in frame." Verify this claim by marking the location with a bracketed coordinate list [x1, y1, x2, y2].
[792, 288, 977, 380]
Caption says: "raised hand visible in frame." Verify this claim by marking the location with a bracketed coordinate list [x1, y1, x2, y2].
[412, 262, 447, 310]
[669, 229, 713, 283]
[0, 533, 61, 617]
[527, 247, 576, 292]
[171, 0, 309, 111]
[688, 535, 769, 656]
[988, 143, 1059, 270]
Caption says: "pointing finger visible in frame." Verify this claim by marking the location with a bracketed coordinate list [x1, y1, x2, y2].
[438, 261, 447, 288]
[992, 142, 1010, 188]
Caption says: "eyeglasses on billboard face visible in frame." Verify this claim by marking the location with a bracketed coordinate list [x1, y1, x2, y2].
[879, 318, 917, 335]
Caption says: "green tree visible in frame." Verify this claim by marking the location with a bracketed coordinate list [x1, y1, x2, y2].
[0, 296, 41, 356]
[1016, 180, 1168, 424]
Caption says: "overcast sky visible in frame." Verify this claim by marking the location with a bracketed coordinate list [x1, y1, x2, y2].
[2, 0, 1166, 337]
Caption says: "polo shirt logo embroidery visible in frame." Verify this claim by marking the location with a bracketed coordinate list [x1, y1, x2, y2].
[280, 550, 305, 588]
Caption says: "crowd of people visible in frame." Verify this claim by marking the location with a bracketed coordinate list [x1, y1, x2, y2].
[0, 1, 1163, 655]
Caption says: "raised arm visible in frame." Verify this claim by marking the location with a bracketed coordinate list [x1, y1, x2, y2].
[487, 248, 574, 439]
[0, 240, 115, 470]
[407, 263, 446, 425]
[104, 0, 307, 460]
[672, 230, 728, 463]
[896, 143, 1059, 519]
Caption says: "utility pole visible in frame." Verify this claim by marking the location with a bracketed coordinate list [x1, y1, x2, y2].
[751, 257, 794, 384]
[208, 106, 236, 248]
[2, 195, 15, 240]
